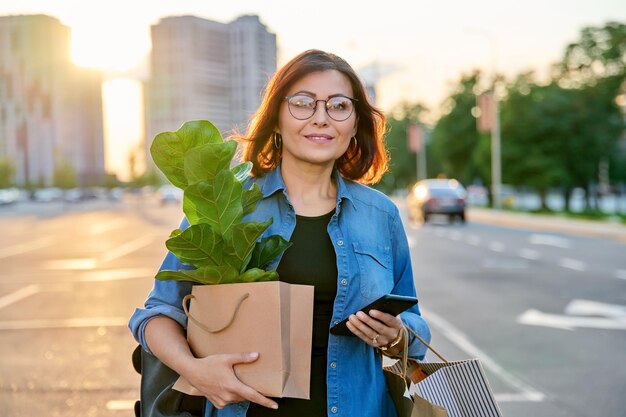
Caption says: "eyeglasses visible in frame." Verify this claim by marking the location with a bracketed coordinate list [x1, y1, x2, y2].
[284, 94, 358, 122]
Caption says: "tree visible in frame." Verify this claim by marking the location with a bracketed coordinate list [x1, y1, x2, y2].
[0, 157, 15, 188]
[53, 160, 77, 189]
[430, 72, 487, 187]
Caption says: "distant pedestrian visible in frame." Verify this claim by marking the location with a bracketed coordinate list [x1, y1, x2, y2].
[129, 49, 431, 417]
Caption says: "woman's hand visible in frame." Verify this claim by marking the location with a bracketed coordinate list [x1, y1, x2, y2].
[346, 309, 403, 350]
[183, 352, 279, 410]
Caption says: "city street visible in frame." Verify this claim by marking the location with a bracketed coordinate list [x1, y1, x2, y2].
[1, 196, 625, 416]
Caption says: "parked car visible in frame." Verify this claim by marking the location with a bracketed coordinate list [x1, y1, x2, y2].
[407, 179, 467, 223]
[157, 184, 183, 205]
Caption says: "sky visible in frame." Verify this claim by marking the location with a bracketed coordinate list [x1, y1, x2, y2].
[2, 0, 625, 179]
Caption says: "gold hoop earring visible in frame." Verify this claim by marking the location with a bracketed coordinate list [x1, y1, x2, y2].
[352, 136, 357, 148]
[273, 132, 282, 149]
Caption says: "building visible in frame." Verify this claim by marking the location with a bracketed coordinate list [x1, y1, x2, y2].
[0, 14, 105, 188]
[144, 15, 276, 150]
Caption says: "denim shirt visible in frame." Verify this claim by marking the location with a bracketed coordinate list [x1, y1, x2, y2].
[129, 166, 431, 417]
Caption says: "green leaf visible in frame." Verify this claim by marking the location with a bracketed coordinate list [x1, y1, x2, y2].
[150, 120, 222, 188]
[248, 235, 292, 270]
[222, 219, 272, 273]
[231, 161, 253, 182]
[156, 265, 239, 285]
[165, 223, 224, 267]
[242, 183, 263, 215]
[238, 268, 279, 283]
[184, 141, 238, 185]
[182, 170, 243, 234]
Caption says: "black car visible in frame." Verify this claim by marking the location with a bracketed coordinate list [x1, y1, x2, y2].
[407, 179, 467, 223]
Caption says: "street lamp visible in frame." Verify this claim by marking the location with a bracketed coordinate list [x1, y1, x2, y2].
[467, 28, 502, 210]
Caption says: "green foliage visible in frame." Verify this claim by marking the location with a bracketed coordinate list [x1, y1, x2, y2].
[151, 120, 291, 285]
[53, 159, 77, 189]
[0, 157, 15, 188]
[430, 72, 486, 186]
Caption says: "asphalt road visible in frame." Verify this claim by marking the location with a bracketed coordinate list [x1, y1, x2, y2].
[1, 196, 625, 417]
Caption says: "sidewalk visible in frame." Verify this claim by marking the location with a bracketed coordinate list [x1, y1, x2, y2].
[467, 207, 626, 242]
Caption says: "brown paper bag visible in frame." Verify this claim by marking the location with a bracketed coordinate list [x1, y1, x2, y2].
[172, 281, 314, 399]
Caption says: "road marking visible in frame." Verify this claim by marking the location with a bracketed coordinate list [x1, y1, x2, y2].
[519, 248, 540, 260]
[615, 270, 626, 280]
[421, 307, 545, 402]
[558, 258, 586, 271]
[0, 316, 128, 330]
[99, 235, 155, 263]
[466, 235, 481, 246]
[495, 392, 545, 402]
[528, 234, 571, 249]
[44, 258, 98, 270]
[106, 400, 136, 411]
[564, 299, 626, 319]
[89, 219, 127, 235]
[483, 258, 529, 270]
[517, 309, 626, 331]
[79, 268, 155, 282]
[0, 236, 55, 259]
[489, 241, 505, 252]
[0, 285, 40, 310]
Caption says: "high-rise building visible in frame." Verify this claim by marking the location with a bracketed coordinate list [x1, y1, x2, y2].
[144, 15, 276, 149]
[0, 14, 105, 187]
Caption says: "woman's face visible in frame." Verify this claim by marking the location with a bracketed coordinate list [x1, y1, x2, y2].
[277, 70, 358, 170]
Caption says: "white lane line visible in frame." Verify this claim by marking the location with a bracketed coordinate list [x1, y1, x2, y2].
[79, 268, 155, 282]
[99, 235, 155, 263]
[615, 270, 626, 280]
[519, 248, 541, 260]
[528, 234, 571, 249]
[564, 299, 626, 319]
[44, 258, 98, 270]
[0, 285, 40, 310]
[0, 236, 55, 259]
[518, 309, 626, 330]
[89, 219, 127, 235]
[559, 258, 587, 272]
[106, 400, 136, 411]
[489, 241, 505, 252]
[466, 235, 481, 246]
[421, 306, 546, 402]
[0, 316, 128, 330]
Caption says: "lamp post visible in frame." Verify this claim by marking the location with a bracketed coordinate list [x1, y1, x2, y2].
[467, 29, 502, 209]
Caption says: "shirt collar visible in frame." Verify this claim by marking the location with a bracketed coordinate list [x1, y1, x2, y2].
[259, 165, 356, 210]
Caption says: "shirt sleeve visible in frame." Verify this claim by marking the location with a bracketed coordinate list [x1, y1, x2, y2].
[390, 207, 432, 360]
[128, 218, 194, 354]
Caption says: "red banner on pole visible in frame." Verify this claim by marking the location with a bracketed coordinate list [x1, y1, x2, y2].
[407, 124, 422, 152]
[477, 92, 494, 132]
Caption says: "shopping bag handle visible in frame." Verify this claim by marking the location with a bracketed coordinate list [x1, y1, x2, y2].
[182, 293, 250, 334]
[404, 325, 449, 364]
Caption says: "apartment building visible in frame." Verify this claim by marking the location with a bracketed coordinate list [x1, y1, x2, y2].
[144, 15, 276, 148]
[0, 14, 105, 187]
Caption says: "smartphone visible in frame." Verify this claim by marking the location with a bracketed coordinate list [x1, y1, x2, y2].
[329, 294, 418, 336]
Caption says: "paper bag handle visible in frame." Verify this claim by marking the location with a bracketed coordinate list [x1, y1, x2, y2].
[182, 292, 250, 334]
[404, 325, 449, 364]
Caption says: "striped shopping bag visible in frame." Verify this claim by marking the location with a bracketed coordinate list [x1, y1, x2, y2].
[384, 327, 502, 417]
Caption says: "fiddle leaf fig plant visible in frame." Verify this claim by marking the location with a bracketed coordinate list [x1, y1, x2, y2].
[150, 120, 291, 285]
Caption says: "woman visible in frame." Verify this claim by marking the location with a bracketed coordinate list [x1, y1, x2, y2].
[129, 49, 431, 417]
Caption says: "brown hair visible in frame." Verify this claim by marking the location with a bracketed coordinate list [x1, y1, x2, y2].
[238, 49, 388, 184]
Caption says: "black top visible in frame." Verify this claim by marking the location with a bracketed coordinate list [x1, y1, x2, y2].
[247, 209, 338, 417]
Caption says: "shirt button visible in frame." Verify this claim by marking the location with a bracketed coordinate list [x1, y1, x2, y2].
[337, 240, 344, 246]
[341, 279, 347, 286]
[333, 320, 339, 325]
[331, 406, 338, 413]
[330, 361, 337, 369]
